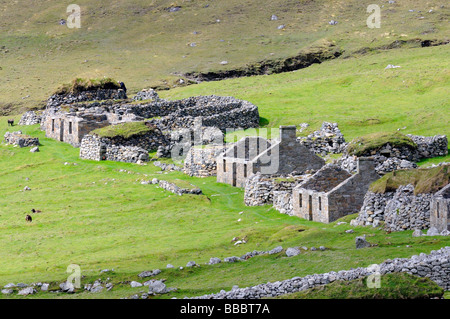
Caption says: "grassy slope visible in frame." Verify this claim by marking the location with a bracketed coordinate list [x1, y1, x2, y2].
[161, 44, 450, 142]
[0, 0, 449, 299]
[0, 0, 449, 113]
[0, 120, 449, 299]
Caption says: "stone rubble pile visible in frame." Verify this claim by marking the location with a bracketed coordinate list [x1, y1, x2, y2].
[4, 131, 39, 148]
[18, 111, 42, 126]
[132, 88, 160, 102]
[298, 122, 347, 156]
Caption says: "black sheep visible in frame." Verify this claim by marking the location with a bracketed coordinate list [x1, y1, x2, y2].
[7, 119, 14, 126]
[25, 215, 32, 222]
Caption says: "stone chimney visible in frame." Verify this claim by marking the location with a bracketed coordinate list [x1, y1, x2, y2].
[279, 125, 297, 142]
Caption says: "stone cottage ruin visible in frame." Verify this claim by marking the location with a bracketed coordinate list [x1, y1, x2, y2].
[216, 126, 325, 187]
[291, 157, 379, 223]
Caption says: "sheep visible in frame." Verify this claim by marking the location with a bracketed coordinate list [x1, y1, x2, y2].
[25, 215, 32, 222]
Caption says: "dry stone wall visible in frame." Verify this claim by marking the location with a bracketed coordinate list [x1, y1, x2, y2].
[183, 144, 229, 177]
[191, 246, 450, 299]
[356, 185, 434, 231]
[244, 173, 307, 207]
[79, 134, 149, 163]
[4, 131, 39, 148]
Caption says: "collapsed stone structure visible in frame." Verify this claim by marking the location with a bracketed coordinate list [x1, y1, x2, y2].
[217, 126, 325, 187]
[243, 173, 308, 207]
[355, 165, 450, 232]
[79, 134, 150, 163]
[4, 131, 39, 148]
[298, 122, 347, 156]
[183, 144, 229, 177]
[18, 111, 42, 126]
[291, 157, 379, 223]
[41, 87, 259, 163]
[341, 134, 448, 175]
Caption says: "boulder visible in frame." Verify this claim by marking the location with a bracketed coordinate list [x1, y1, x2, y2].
[285, 247, 301, 257]
[17, 287, 36, 296]
[355, 235, 371, 249]
[130, 281, 143, 288]
[147, 280, 168, 294]
[427, 227, 440, 236]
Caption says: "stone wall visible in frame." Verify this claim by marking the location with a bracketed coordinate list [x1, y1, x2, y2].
[158, 180, 202, 196]
[79, 134, 149, 163]
[244, 173, 305, 206]
[183, 144, 228, 177]
[298, 122, 347, 156]
[355, 191, 395, 227]
[383, 185, 433, 232]
[407, 134, 448, 159]
[356, 185, 434, 231]
[46, 89, 127, 108]
[4, 131, 39, 148]
[273, 191, 293, 216]
[192, 246, 450, 298]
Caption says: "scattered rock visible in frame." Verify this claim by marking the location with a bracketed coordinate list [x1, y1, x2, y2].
[147, 280, 168, 294]
[186, 261, 197, 267]
[285, 247, 301, 257]
[427, 227, 440, 236]
[355, 235, 371, 249]
[30, 147, 39, 153]
[17, 287, 36, 296]
[412, 229, 423, 237]
[130, 281, 143, 288]
[268, 246, 283, 255]
[1, 289, 13, 295]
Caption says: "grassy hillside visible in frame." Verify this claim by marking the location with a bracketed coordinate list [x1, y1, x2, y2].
[0, 0, 449, 114]
[161, 45, 450, 142]
[0, 0, 449, 300]
[0, 119, 449, 299]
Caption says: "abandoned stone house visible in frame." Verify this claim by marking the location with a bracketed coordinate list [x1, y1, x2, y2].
[291, 157, 380, 223]
[42, 90, 260, 155]
[216, 126, 325, 188]
[430, 183, 450, 232]
[42, 112, 111, 147]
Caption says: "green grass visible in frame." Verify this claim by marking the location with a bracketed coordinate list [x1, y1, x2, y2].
[91, 121, 153, 139]
[370, 165, 450, 195]
[0, 0, 449, 114]
[1, 120, 450, 299]
[272, 273, 444, 299]
[54, 77, 120, 95]
[346, 132, 417, 157]
[161, 45, 450, 141]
